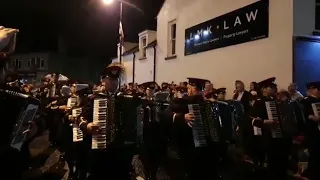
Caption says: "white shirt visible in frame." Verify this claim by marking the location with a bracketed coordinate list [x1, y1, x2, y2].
[237, 91, 244, 101]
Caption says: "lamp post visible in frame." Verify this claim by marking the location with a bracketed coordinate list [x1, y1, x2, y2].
[102, 0, 123, 88]
[102, 0, 144, 87]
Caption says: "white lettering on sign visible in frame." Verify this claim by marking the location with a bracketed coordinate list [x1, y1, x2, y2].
[224, 9, 258, 30]
[188, 26, 212, 40]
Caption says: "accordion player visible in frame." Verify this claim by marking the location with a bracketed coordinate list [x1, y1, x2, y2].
[0, 88, 40, 151]
[252, 78, 299, 139]
[76, 62, 124, 150]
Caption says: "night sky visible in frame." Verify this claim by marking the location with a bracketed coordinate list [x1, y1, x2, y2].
[0, 0, 164, 59]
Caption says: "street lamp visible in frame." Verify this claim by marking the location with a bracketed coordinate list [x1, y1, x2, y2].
[102, 0, 113, 5]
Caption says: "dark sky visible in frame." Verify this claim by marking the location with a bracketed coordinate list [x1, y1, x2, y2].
[0, 0, 164, 59]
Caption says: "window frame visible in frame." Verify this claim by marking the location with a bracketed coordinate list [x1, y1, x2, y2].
[17, 58, 21, 69]
[40, 57, 45, 68]
[27, 58, 31, 68]
[140, 36, 147, 59]
[168, 19, 177, 57]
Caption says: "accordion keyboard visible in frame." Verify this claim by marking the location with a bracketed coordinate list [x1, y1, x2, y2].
[11, 104, 38, 151]
[92, 98, 108, 149]
[67, 97, 77, 108]
[311, 102, 320, 131]
[188, 104, 207, 147]
[72, 108, 83, 142]
[265, 101, 282, 138]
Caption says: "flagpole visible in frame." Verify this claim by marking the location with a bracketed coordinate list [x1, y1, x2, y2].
[119, 1, 123, 89]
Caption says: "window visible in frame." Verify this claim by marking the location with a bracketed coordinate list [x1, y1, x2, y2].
[12, 58, 22, 69]
[27, 58, 31, 68]
[168, 20, 177, 56]
[17, 59, 21, 68]
[12, 60, 15, 68]
[140, 36, 147, 58]
[40, 57, 45, 68]
[36, 57, 41, 68]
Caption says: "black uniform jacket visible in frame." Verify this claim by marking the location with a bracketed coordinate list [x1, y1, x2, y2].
[301, 96, 320, 149]
[166, 95, 204, 149]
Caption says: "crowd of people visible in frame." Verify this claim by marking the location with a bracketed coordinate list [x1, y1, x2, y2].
[0, 27, 319, 180]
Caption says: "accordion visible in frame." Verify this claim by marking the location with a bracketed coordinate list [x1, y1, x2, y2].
[72, 108, 83, 142]
[144, 101, 169, 123]
[311, 102, 320, 131]
[118, 95, 144, 146]
[92, 96, 116, 150]
[188, 102, 221, 147]
[67, 97, 78, 108]
[265, 100, 299, 138]
[0, 89, 40, 151]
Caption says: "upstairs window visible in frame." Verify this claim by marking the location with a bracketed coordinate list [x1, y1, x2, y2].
[40, 57, 45, 68]
[168, 20, 177, 56]
[140, 36, 147, 59]
[12, 58, 22, 69]
[27, 58, 31, 68]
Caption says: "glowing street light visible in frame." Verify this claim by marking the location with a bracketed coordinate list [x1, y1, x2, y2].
[102, 0, 113, 5]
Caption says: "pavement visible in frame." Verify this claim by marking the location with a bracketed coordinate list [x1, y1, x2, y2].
[22, 131, 300, 180]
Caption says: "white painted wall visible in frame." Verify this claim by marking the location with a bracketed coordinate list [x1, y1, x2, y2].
[156, 0, 294, 96]
[134, 47, 155, 84]
[293, 0, 315, 36]
[121, 53, 135, 84]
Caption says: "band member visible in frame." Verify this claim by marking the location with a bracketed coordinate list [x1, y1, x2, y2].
[233, 80, 253, 160]
[166, 77, 218, 180]
[301, 82, 320, 180]
[77, 62, 131, 180]
[133, 81, 167, 179]
[215, 88, 227, 101]
[142, 81, 156, 100]
[250, 77, 290, 180]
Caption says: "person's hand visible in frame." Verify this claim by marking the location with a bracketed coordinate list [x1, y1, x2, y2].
[22, 121, 38, 139]
[308, 115, 320, 122]
[87, 122, 100, 134]
[68, 115, 74, 122]
[184, 113, 195, 127]
[264, 119, 279, 125]
[236, 126, 240, 135]
[58, 105, 68, 111]
[0, 26, 18, 53]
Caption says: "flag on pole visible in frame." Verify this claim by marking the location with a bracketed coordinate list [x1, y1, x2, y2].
[119, 21, 124, 43]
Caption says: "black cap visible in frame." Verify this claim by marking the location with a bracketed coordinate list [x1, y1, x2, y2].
[67, 79, 77, 86]
[258, 77, 277, 89]
[215, 88, 227, 95]
[101, 62, 124, 79]
[306, 81, 320, 89]
[141, 81, 156, 90]
[187, 78, 208, 90]
[205, 90, 216, 99]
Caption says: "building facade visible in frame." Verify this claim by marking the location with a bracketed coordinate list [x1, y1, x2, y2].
[116, 0, 316, 95]
[8, 52, 50, 83]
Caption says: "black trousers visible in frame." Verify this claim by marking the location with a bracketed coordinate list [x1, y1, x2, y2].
[88, 145, 135, 180]
[180, 145, 220, 180]
[267, 138, 291, 180]
[307, 146, 320, 180]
